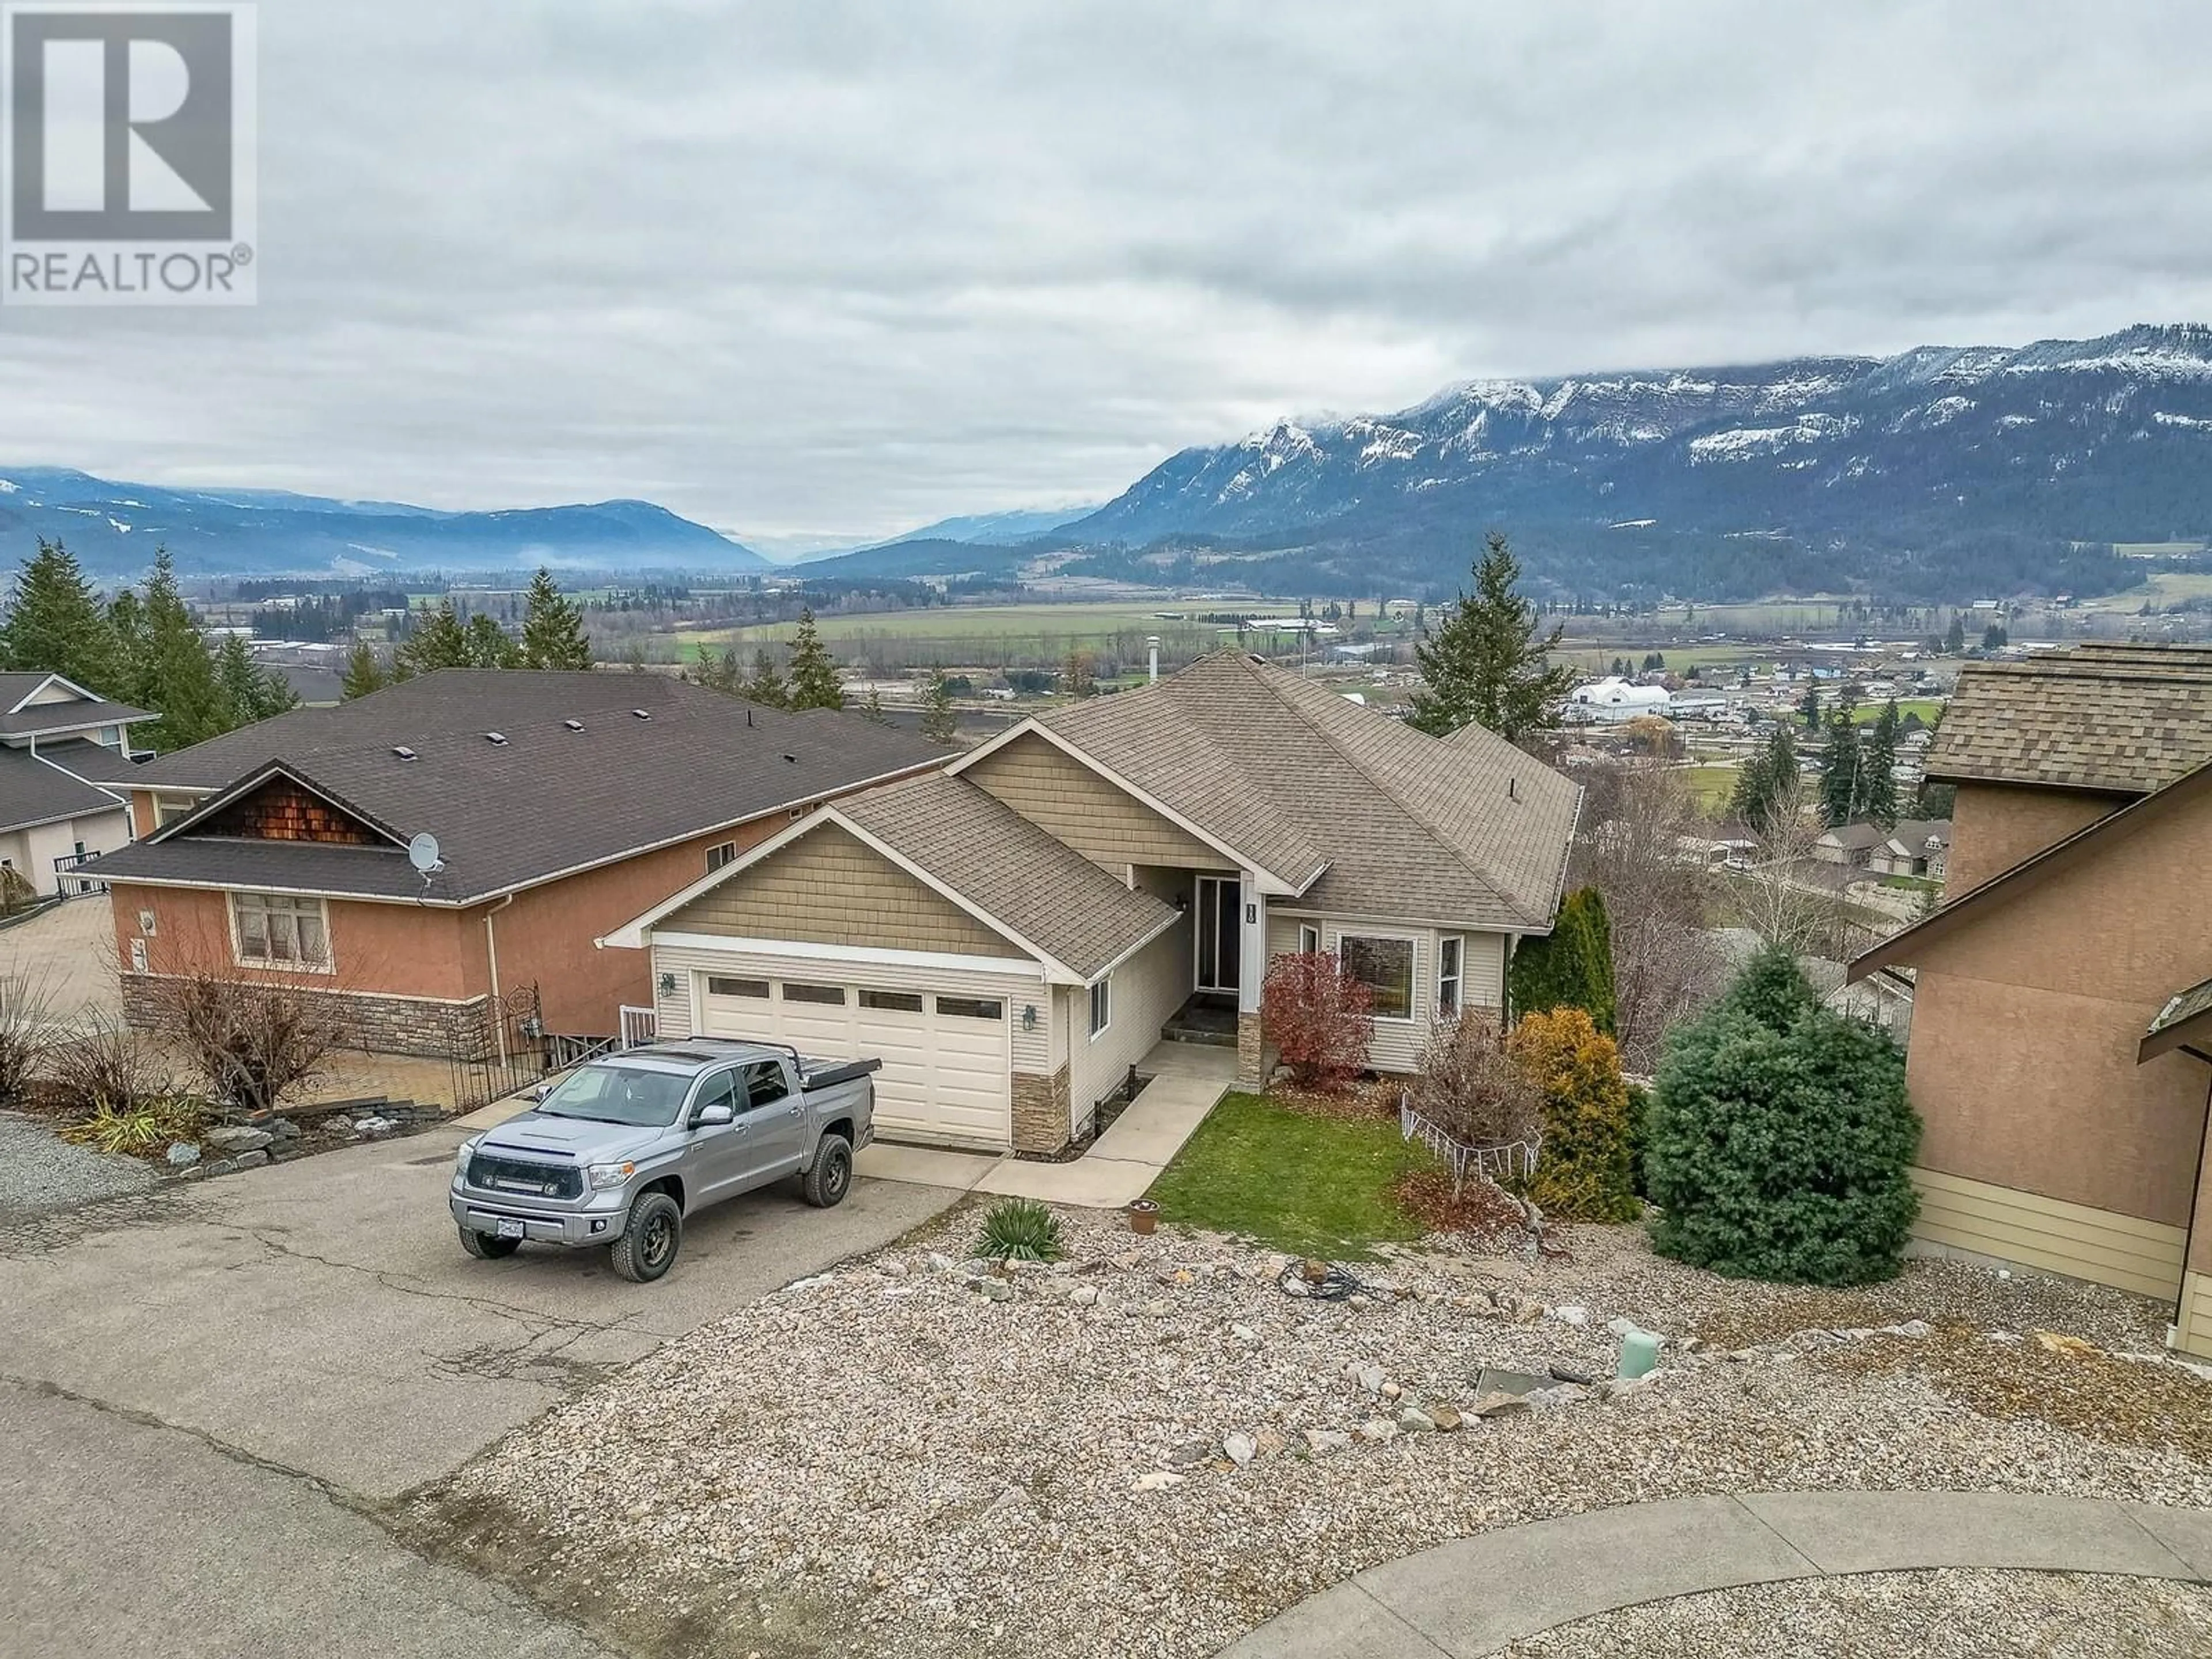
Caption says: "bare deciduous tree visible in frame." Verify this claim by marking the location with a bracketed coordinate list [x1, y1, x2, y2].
[1409, 1015, 1543, 1187]
[1727, 774, 1878, 961]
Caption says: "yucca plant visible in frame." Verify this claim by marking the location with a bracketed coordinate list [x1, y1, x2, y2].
[975, 1196, 1064, 1262]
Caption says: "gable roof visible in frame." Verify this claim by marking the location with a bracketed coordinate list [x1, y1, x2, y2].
[0, 671, 155, 738]
[976, 653, 1580, 931]
[83, 671, 948, 904]
[615, 771, 1179, 984]
[2142, 975, 2212, 1062]
[0, 745, 126, 835]
[1850, 755, 2212, 983]
[1928, 643, 2212, 795]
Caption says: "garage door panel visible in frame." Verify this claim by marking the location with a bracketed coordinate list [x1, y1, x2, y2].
[694, 966, 1013, 1150]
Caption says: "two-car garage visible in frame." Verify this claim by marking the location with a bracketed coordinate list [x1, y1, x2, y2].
[692, 968, 1015, 1149]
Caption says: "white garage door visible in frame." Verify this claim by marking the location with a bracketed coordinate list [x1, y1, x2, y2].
[695, 970, 1013, 1149]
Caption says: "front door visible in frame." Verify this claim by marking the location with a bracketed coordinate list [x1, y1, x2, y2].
[1195, 875, 1241, 995]
[734, 1058, 809, 1184]
[685, 1066, 751, 1206]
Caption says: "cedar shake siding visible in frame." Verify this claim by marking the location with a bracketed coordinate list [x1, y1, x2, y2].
[964, 730, 1233, 876]
[195, 775, 388, 845]
[661, 823, 1016, 959]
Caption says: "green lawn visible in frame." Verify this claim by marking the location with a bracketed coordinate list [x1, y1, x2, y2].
[1849, 699, 1944, 725]
[1682, 764, 1739, 810]
[1143, 1092, 1431, 1259]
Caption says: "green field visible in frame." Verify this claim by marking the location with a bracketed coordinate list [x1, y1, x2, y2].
[1849, 698, 1944, 725]
[1562, 642, 1766, 676]
[677, 600, 1350, 665]
[2078, 570, 2212, 613]
[1683, 764, 1739, 810]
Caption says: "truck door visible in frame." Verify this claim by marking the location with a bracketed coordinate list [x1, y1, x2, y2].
[735, 1058, 809, 1185]
[685, 1066, 749, 1206]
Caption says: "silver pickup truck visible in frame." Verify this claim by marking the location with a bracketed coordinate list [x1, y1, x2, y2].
[448, 1039, 878, 1283]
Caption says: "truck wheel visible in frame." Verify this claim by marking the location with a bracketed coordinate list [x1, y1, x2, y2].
[611, 1192, 683, 1283]
[459, 1226, 521, 1260]
[804, 1135, 853, 1209]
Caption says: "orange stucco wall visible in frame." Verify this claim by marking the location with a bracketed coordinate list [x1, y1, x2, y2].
[107, 806, 820, 1040]
[1902, 786, 2212, 1228]
[1944, 781, 2124, 893]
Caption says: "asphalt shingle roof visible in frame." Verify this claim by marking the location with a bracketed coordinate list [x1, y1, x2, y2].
[836, 772, 1177, 980]
[0, 745, 125, 834]
[86, 671, 948, 903]
[1035, 652, 1581, 931]
[1929, 643, 2212, 794]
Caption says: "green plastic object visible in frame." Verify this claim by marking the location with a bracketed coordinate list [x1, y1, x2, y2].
[1618, 1327, 1661, 1380]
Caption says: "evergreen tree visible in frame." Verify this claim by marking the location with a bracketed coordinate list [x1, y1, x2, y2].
[1820, 709, 1864, 826]
[686, 646, 745, 695]
[919, 669, 958, 742]
[520, 567, 593, 669]
[463, 611, 521, 668]
[395, 601, 473, 675]
[1944, 615, 1967, 654]
[1863, 700, 1901, 828]
[1408, 532, 1574, 740]
[108, 588, 147, 670]
[1729, 724, 1798, 835]
[1510, 1007, 1640, 1222]
[785, 608, 844, 710]
[1061, 648, 1098, 699]
[1507, 887, 1616, 1035]
[1798, 683, 1821, 729]
[859, 686, 889, 724]
[2, 539, 121, 694]
[136, 548, 226, 748]
[743, 647, 789, 708]
[340, 641, 387, 700]
[214, 634, 299, 728]
[1982, 622, 2008, 650]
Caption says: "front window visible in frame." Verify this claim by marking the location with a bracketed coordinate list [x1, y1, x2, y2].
[1339, 934, 1415, 1020]
[1438, 935, 1463, 1019]
[1090, 975, 1112, 1038]
[232, 892, 329, 968]
[535, 1063, 692, 1127]
[706, 841, 737, 872]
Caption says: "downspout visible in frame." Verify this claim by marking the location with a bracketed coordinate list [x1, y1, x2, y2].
[2176, 1066, 2212, 1348]
[484, 893, 516, 1064]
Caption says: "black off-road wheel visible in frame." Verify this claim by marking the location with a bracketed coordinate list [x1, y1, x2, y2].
[611, 1191, 683, 1283]
[459, 1226, 521, 1260]
[803, 1134, 853, 1209]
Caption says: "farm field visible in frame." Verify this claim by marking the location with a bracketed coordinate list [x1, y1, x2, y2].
[1681, 763, 1739, 810]
[2077, 569, 2212, 613]
[1560, 641, 1766, 676]
[1849, 698, 1944, 724]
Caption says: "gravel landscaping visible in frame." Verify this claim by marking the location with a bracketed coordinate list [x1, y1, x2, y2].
[0, 1111, 154, 1219]
[405, 1209, 2212, 1659]
[1497, 1569, 2212, 1658]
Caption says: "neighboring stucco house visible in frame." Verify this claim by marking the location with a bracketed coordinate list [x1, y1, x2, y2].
[1849, 643, 2212, 1361]
[608, 651, 1581, 1154]
[82, 671, 945, 1052]
[0, 672, 155, 896]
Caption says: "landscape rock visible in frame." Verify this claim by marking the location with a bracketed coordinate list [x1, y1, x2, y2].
[1357, 1418, 1399, 1442]
[1427, 1404, 1463, 1433]
[203, 1126, 273, 1154]
[164, 1142, 200, 1168]
[1229, 1323, 1259, 1347]
[1470, 1391, 1531, 1419]
[1354, 1363, 1386, 1396]
[975, 1279, 1014, 1303]
[1302, 1428, 1351, 1455]
[1132, 1471, 1184, 1493]
[1549, 1363, 1599, 1386]
[1397, 1407, 1436, 1433]
[1068, 1284, 1100, 1306]
[1223, 1433, 1256, 1468]
[351, 1116, 395, 1137]
[1548, 1304, 1590, 1327]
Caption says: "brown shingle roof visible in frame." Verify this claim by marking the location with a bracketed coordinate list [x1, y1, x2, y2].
[1929, 643, 2212, 794]
[836, 772, 1177, 980]
[1035, 653, 1581, 931]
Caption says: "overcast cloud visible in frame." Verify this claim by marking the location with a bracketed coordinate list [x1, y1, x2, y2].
[5, 0, 2212, 545]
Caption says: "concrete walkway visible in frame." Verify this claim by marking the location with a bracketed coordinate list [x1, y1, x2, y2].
[1219, 1490, 2212, 1657]
[858, 1039, 1238, 1208]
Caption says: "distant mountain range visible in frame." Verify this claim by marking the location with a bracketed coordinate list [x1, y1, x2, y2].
[1050, 322, 2212, 603]
[0, 467, 771, 579]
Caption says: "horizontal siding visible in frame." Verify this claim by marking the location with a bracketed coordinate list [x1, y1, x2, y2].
[1266, 914, 1512, 1077]
[1909, 1167, 2187, 1301]
[649, 941, 1051, 1075]
[2176, 1272, 2212, 1362]
[965, 732, 1232, 874]
[1069, 922, 1184, 1134]
[666, 823, 1012, 959]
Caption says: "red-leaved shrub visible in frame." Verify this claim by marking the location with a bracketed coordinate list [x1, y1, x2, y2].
[1260, 951, 1374, 1092]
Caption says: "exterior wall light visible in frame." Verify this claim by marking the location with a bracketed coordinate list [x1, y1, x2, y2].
[1022, 1004, 1037, 1031]
[658, 971, 677, 995]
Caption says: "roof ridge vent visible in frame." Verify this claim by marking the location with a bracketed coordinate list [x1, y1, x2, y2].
[392, 745, 418, 761]
[563, 719, 584, 732]
[484, 732, 507, 745]
[632, 709, 652, 720]
[782, 752, 798, 763]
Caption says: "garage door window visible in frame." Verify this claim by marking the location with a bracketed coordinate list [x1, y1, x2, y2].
[706, 976, 768, 999]
[783, 983, 847, 1005]
[860, 988, 925, 1013]
[937, 995, 1003, 1020]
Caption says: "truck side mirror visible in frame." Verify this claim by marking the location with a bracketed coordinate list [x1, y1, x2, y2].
[529, 1083, 551, 1103]
[692, 1102, 736, 1128]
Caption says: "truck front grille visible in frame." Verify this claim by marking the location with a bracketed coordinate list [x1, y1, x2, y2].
[467, 1153, 583, 1200]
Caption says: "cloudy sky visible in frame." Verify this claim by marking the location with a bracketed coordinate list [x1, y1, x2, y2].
[6, 0, 2211, 548]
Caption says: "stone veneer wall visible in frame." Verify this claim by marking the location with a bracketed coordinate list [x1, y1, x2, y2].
[1236, 1011, 1266, 1089]
[122, 971, 483, 1060]
[1011, 1065, 1073, 1154]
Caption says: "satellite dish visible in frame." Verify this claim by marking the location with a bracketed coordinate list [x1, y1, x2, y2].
[407, 832, 444, 874]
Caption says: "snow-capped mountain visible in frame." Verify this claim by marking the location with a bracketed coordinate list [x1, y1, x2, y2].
[0, 467, 768, 579]
[1066, 324, 2212, 599]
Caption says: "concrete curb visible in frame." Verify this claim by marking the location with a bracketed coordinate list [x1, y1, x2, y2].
[1216, 1491, 2212, 1657]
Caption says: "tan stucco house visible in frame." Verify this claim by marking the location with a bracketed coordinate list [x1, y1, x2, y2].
[607, 651, 1581, 1154]
[0, 672, 155, 896]
[1850, 643, 2212, 1360]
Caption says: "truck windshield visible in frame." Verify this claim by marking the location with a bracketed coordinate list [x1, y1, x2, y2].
[535, 1065, 691, 1127]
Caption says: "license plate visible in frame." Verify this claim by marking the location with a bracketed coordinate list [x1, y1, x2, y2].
[496, 1217, 526, 1240]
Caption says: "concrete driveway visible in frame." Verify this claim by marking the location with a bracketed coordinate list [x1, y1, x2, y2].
[0, 1126, 959, 1658]
[0, 896, 122, 1024]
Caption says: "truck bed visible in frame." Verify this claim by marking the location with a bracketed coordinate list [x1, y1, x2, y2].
[799, 1056, 883, 1092]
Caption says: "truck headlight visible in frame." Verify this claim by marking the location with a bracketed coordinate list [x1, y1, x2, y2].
[588, 1161, 635, 1191]
[454, 1137, 478, 1179]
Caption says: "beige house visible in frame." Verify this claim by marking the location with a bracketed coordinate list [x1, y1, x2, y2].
[607, 652, 1581, 1154]
[0, 672, 155, 896]
[1850, 643, 2212, 1360]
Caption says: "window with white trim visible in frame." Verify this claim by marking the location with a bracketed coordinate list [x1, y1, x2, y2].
[232, 892, 330, 969]
[1438, 935, 1464, 1020]
[1298, 923, 1320, 955]
[705, 841, 738, 872]
[1339, 934, 1414, 1020]
[1089, 975, 1112, 1039]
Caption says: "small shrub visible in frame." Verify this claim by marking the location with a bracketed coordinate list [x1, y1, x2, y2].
[975, 1197, 1063, 1262]
[1408, 1014, 1543, 1157]
[1508, 1006, 1640, 1221]
[47, 1013, 176, 1121]
[59, 1096, 204, 1156]
[146, 965, 358, 1113]
[0, 970, 56, 1106]
[1646, 945, 1921, 1285]
[1260, 951, 1374, 1093]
